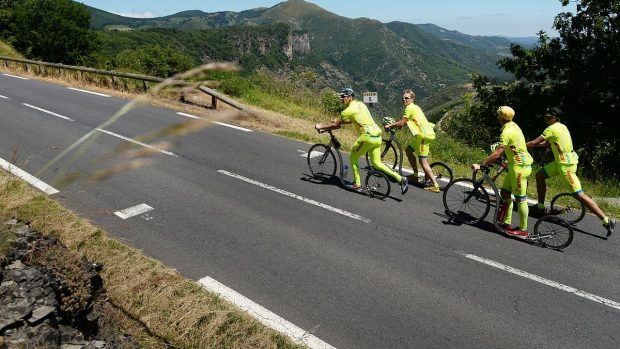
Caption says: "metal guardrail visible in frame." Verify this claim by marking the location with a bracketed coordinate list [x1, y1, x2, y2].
[0, 56, 244, 111]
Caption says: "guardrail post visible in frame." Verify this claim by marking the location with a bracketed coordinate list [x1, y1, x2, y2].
[3, 59, 7, 68]
[58, 67, 62, 76]
[111, 76, 116, 85]
[212, 97, 218, 109]
[24, 63, 28, 72]
[143, 80, 149, 91]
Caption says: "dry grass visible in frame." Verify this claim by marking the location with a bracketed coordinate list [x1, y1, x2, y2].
[0, 41, 23, 58]
[0, 171, 304, 349]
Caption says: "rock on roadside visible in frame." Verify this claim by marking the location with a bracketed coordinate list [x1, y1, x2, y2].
[0, 218, 138, 348]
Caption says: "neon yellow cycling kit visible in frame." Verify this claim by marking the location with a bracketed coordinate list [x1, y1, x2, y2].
[341, 101, 381, 137]
[341, 101, 401, 186]
[500, 121, 533, 168]
[499, 121, 533, 230]
[540, 122, 582, 194]
[404, 103, 435, 157]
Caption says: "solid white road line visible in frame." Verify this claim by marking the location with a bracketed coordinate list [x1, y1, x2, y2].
[465, 253, 620, 311]
[114, 203, 154, 219]
[176, 111, 201, 119]
[218, 170, 372, 223]
[0, 94, 9, 99]
[67, 87, 111, 97]
[0, 157, 59, 195]
[96, 128, 179, 157]
[23, 103, 74, 121]
[2, 73, 28, 80]
[198, 276, 336, 349]
[177, 112, 252, 132]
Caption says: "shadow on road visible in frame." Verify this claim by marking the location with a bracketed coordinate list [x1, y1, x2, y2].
[300, 173, 403, 202]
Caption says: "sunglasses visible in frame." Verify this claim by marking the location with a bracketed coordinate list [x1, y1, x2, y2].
[402, 97, 412, 100]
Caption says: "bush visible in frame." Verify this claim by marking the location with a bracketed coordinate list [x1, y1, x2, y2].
[114, 45, 194, 77]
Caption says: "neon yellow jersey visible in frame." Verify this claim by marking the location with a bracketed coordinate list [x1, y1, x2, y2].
[341, 100, 381, 136]
[541, 122, 579, 165]
[500, 121, 533, 166]
[404, 103, 435, 139]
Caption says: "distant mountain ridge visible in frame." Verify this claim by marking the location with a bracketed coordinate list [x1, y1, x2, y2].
[86, 0, 527, 114]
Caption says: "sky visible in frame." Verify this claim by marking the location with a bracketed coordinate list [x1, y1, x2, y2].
[76, 0, 577, 37]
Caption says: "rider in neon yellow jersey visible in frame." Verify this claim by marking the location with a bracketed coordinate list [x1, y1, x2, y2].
[386, 89, 440, 192]
[526, 107, 615, 236]
[473, 106, 532, 238]
[315, 88, 409, 195]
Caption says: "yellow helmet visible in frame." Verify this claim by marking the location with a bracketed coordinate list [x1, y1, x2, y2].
[497, 106, 515, 121]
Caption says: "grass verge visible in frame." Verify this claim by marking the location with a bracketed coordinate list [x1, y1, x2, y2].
[0, 171, 305, 349]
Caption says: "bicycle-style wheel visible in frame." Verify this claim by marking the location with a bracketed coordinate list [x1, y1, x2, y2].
[534, 215, 574, 250]
[365, 139, 398, 170]
[550, 192, 586, 224]
[365, 170, 391, 199]
[429, 161, 453, 190]
[307, 144, 336, 180]
[443, 178, 491, 224]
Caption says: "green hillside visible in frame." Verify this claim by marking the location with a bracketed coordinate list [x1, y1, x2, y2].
[87, 0, 515, 115]
[0, 40, 22, 58]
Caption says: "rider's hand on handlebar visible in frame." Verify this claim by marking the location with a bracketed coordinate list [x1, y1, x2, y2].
[471, 164, 481, 171]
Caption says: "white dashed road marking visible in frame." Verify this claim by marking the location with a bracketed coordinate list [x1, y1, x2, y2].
[23, 103, 74, 121]
[198, 276, 336, 349]
[96, 128, 179, 157]
[67, 87, 111, 97]
[0, 157, 59, 194]
[114, 203, 154, 219]
[177, 112, 201, 119]
[0, 94, 9, 99]
[2, 73, 28, 80]
[218, 170, 371, 223]
[177, 112, 252, 132]
[465, 253, 620, 311]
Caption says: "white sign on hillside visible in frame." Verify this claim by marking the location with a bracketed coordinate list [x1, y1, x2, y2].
[363, 92, 378, 104]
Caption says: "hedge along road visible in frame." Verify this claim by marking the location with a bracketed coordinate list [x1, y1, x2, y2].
[0, 73, 618, 349]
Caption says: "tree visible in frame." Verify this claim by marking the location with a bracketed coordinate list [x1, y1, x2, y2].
[114, 45, 194, 77]
[449, 0, 620, 177]
[0, 0, 97, 64]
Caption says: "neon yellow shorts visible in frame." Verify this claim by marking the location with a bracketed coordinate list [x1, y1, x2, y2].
[501, 165, 532, 201]
[407, 136, 433, 158]
[541, 162, 582, 194]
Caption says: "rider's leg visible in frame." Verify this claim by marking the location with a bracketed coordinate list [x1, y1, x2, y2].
[350, 137, 369, 187]
[419, 156, 439, 188]
[558, 165, 610, 224]
[499, 168, 517, 226]
[536, 163, 554, 209]
[500, 166, 531, 231]
[499, 189, 513, 225]
[514, 166, 532, 231]
[405, 145, 419, 181]
[575, 192, 607, 220]
[369, 141, 402, 183]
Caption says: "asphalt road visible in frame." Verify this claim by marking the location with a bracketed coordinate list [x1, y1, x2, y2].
[1, 73, 618, 349]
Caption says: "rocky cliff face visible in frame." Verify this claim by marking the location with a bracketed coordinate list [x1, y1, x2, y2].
[225, 26, 310, 61]
[0, 219, 137, 348]
[284, 32, 310, 59]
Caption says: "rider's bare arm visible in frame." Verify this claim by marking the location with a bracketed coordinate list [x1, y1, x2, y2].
[315, 118, 349, 131]
[386, 116, 407, 130]
[526, 135, 548, 148]
[473, 144, 506, 169]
